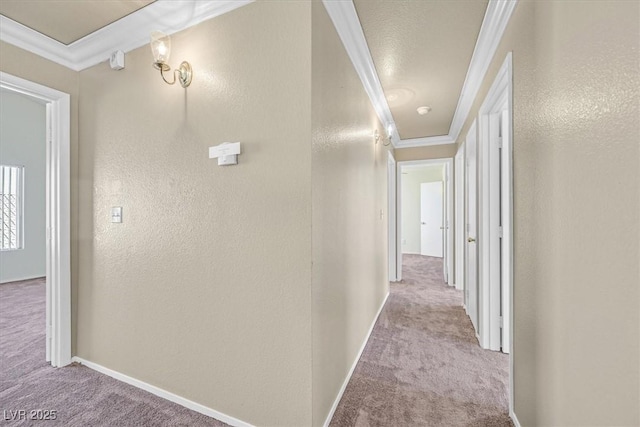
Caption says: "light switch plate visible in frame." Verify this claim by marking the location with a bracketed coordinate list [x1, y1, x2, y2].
[111, 207, 122, 223]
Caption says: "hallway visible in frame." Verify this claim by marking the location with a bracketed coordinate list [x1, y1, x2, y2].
[330, 255, 511, 426]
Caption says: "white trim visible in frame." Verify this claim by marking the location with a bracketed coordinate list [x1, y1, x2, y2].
[477, 53, 512, 352]
[477, 52, 514, 414]
[322, 0, 517, 148]
[510, 410, 522, 427]
[387, 151, 398, 281]
[394, 135, 456, 149]
[396, 158, 454, 282]
[71, 357, 254, 427]
[1, 72, 71, 368]
[322, 0, 400, 146]
[444, 162, 454, 285]
[454, 143, 466, 292]
[448, 0, 518, 143]
[323, 291, 390, 427]
[0, 0, 254, 72]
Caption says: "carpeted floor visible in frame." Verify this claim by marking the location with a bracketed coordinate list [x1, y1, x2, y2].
[2, 258, 509, 427]
[329, 254, 512, 427]
[0, 278, 228, 427]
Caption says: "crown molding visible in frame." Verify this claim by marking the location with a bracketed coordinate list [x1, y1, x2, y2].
[323, 0, 517, 149]
[448, 0, 518, 143]
[0, 0, 254, 72]
[394, 135, 456, 149]
[322, 0, 400, 147]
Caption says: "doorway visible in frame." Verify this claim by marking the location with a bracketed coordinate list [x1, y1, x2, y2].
[477, 53, 513, 355]
[0, 72, 71, 367]
[396, 158, 453, 284]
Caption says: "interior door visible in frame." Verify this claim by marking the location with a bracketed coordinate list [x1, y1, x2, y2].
[466, 127, 479, 333]
[420, 181, 443, 258]
[455, 146, 465, 293]
[388, 152, 397, 281]
[500, 109, 511, 353]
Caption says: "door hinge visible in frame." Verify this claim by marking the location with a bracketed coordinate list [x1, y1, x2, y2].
[498, 137, 503, 149]
[499, 316, 504, 329]
[499, 226, 503, 239]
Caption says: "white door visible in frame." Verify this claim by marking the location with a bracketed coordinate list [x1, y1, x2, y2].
[500, 109, 511, 353]
[466, 124, 479, 333]
[455, 145, 465, 293]
[388, 152, 397, 281]
[420, 181, 443, 257]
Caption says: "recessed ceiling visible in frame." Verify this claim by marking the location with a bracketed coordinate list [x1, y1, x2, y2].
[0, 0, 155, 45]
[353, 0, 488, 140]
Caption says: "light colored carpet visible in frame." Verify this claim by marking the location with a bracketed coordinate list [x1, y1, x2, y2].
[329, 254, 512, 427]
[0, 278, 228, 427]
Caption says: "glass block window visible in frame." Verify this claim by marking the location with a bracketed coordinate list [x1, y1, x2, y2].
[1, 165, 23, 250]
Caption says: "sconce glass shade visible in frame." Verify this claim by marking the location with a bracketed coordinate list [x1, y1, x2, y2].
[150, 31, 171, 67]
[150, 30, 192, 88]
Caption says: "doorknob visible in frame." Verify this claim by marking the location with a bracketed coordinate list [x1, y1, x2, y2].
[468, 237, 476, 243]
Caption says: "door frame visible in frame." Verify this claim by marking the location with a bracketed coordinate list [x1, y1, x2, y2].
[396, 158, 454, 283]
[464, 120, 478, 332]
[477, 53, 514, 412]
[0, 72, 72, 368]
[454, 143, 465, 292]
[387, 151, 398, 282]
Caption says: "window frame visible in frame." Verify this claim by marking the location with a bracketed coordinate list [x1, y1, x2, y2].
[0, 164, 25, 251]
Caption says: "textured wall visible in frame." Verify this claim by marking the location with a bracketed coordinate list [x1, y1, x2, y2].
[457, 1, 640, 424]
[0, 91, 46, 282]
[0, 41, 80, 352]
[400, 165, 444, 255]
[77, 2, 313, 426]
[311, 3, 391, 425]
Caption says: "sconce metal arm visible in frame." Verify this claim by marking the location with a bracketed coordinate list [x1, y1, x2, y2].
[153, 61, 192, 88]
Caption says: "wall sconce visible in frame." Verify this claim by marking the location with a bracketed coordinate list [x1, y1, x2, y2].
[150, 31, 192, 88]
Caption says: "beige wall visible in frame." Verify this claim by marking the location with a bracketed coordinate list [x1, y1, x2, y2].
[0, 41, 80, 353]
[456, 1, 640, 425]
[400, 165, 444, 255]
[311, 2, 391, 425]
[395, 143, 457, 162]
[77, 2, 313, 425]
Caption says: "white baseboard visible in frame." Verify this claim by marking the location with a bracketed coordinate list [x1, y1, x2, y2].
[322, 291, 390, 427]
[510, 409, 521, 427]
[71, 357, 254, 427]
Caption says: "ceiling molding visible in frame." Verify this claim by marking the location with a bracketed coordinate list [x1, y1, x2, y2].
[394, 135, 456, 149]
[322, 0, 400, 147]
[323, 0, 518, 149]
[447, 0, 518, 143]
[0, 0, 254, 72]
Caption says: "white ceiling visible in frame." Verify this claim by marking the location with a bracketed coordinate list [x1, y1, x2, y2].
[354, 0, 488, 140]
[0, 0, 517, 148]
[0, 0, 155, 45]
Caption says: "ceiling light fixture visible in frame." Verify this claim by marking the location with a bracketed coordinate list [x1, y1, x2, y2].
[417, 106, 432, 116]
[150, 31, 192, 88]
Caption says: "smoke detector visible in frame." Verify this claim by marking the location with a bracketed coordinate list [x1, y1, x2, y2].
[417, 106, 432, 116]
